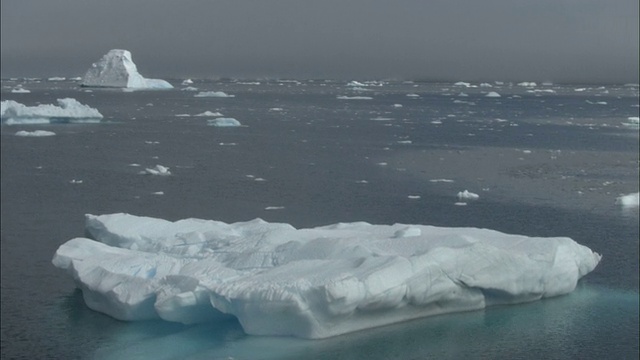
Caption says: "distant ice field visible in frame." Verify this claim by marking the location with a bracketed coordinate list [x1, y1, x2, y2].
[1, 78, 638, 359]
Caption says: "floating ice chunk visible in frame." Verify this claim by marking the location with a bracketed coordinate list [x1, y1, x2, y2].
[517, 82, 537, 87]
[480, 83, 493, 87]
[407, 195, 421, 200]
[406, 93, 420, 98]
[458, 92, 468, 97]
[145, 165, 171, 176]
[337, 96, 373, 100]
[15, 130, 56, 137]
[371, 117, 393, 121]
[485, 92, 501, 98]
[457, 190, 480, 200]
[48, 77, 66, 81]
[429, 179, 454, 183]
[1, 98, 103, 125]
[11, 87, 30, 93]
[585, 100, 607, 105]
[195, 91, 235, 98]
[392, 104, 403, 108]
[454, 82, 471, 87]
[181, 86, 198, 91]
[346, 81, 366, 87]
[195, 111, 224, 117]
[265, 206, 285, 210]
[182, 79, 194, 85]
[52, 213, 601, 339]
[615, 193, 639, 208]
[622, 117, 640, 128]
[207, 118, 242, 127]
[81, 49, 173, 89]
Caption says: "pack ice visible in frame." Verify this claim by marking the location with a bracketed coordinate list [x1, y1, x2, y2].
[1, 98, 103, 125]
[81, 49, 173, 89]
[52, 213, 601, 339]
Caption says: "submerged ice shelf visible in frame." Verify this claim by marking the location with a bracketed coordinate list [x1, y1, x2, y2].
[52, 213, 601, 339]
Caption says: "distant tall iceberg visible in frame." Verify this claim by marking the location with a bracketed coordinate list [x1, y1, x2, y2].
[81, 49, 173, 89]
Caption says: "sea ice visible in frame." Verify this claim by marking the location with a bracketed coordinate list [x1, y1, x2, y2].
[11, 87, 30, 93]
[207, 118, 242, 127]
[337, 96, 373, 100]
[195, 111, 224, 117]
[15, 130, 56, 137]
[615, 192, 639, 208]
[53, 213, 601, 339]
[457, 190, 480, 200]
[485, 92, 501, 98]
[144, 165, 171, 176]
[1, 98, 103, 125]
[195, 91, 235, 98]
[81, 49, 173, 89]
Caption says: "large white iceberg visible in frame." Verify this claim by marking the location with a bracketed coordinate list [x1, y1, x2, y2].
[1, 98, 103, 125]
[81, 49, 173, 89]
[52, 213, 601, 339]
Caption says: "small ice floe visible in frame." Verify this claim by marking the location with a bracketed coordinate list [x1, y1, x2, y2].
[144, 165, 171, 176]
[457, 190, 479, 200]
[144, 141, 160, 145]
[337, 96, 373, 100]
[406, 93, 420, 98]
[485, 91, 501, 98]
[265, 206, 285, 210]
[15, 130, 56, 137]
[622, 117, 639, 128]
[393, 104, 403, 108]
[407, 195, 421, 199]
[429, 179, 454, 183]
[480, 83, 493, 87]
[182, 79, 194, 85]
[454, 82, 471, 87]
[454, 202, 468, 206]
[181, 87, 198, 91]
[70, 179, 83, 184]
[152, 191, 164, 195]
[397, 140, 412, 144]
[128, 163, 141, 167]
[269, 108, 284, 111]
[371, 116, 394, 121]
[522, 149, 532, 154]
[377, 162, 388, 166]
[195, 111, 224, 117]
[585, 100, 607, 105]
[194, 91, 235, 98]
[175, 114, 191, 117]
[254, 178, 267, 182]
[458, 92, 468, 97]
[356, 180, 369, 184]
[207, 118, 241, 127]
[574, 88, 587, 92]
[346, 81, 366, 87]
[615, 192, 639, 208]
[11, 87, 30, 93]
[48, 77, 66, 81]
[518, 82, 537, 87]
[219, 142, 237, 146]
[431, 120, 443, 124]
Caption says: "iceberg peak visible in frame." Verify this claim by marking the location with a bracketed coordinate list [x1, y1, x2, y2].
[81, 49, 173, 89]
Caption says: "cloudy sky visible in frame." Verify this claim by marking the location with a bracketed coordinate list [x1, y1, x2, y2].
[1, 0, 638, 83]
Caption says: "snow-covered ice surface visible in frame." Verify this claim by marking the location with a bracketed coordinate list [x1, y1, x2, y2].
[81, 49, 173, 89]
[53, 213, 600, 339]
[207, 118, 242, 127]
[616, 192, 639, 208]
[1, 98, 103, 124]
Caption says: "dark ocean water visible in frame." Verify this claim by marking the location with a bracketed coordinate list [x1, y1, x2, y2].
[1, 79, 638, 359]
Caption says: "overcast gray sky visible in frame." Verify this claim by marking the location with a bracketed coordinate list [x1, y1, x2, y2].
[1, 0, 638, 83]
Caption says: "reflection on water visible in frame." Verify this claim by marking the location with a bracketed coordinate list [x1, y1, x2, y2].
[58, 285, 637, 360]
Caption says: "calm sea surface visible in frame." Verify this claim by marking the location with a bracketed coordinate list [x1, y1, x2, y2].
[1, 79, 638, 359]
